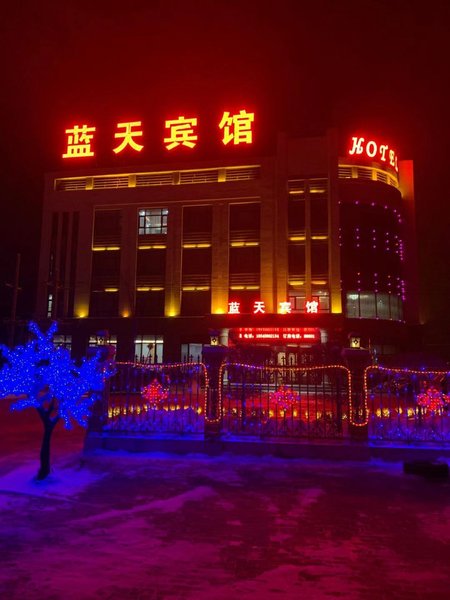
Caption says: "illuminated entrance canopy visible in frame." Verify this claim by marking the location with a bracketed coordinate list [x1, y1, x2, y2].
[233, 327, 320, 343]
[348, 135, 398, 171]
[62, 109, 255, 159]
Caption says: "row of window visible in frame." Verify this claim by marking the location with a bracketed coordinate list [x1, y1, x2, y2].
[55, 334, 402, 364]
[85, 288, 333, 318]
[90, 244, 330, 295]
[346, 292, 403, 320]
[50, 289, 404, 320]
[95, 197, 329, 242]
[54, 334, 166, 364]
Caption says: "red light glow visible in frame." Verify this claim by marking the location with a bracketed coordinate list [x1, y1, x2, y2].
[348, 136, 398, 171]
[234, 327, 320, 343]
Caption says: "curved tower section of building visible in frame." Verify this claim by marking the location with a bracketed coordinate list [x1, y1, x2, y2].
[338, 137, 418, 354]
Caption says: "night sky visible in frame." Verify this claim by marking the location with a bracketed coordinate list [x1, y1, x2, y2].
[1, 1, 449, 350]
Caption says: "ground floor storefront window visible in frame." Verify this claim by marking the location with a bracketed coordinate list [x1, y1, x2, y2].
[134, 335, 164, 363]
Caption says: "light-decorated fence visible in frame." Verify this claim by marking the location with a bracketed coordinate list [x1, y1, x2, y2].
[104, 361, 209, 434]
[99, 360, 450, 445]
[216, 362, 352, 439]
[364, 366, 450, 443]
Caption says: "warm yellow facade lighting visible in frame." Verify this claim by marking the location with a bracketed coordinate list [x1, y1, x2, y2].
[230, 241, 259, 247]
[138, 244, 167, 250]
[104, 287, 119, 292]
[288, 236, 306, 242]
[229, 285, 260, 291]
[182, 243, 211, 249]
[288, 280, 305, 286]
[182, 286, 210, 291]
[92, 246, 121, 251]
[311, 235, 328, 241]
[136, 286, 164, 292]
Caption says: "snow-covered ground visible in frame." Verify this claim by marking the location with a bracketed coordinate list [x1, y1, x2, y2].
[1, 398, 450, 599]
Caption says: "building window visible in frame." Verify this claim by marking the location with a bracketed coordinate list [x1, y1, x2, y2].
[53, 334, 72, 351]
[89, 334, 117, 348]
[135, 290, 165, 317]
[93, 209, 122, 247]
[89, 291, 119, 318]
[181, 290, 211, 316]
[288, 244, 305, 279]
[288, 289, 329, 313]
[134, 335, 164, 363]
[313, 288, 330, 312]
[229, 246, 260, 274]
[346, 292, 403, 320]
[288, 291, 306, 312]
[136, 248, 166, 284]
[138, 208, 168, 235]
[310, 196, 328, 233]
[229, 202, 260, 232]
[47, 293, 53, 318]
[181, 343, 203, 362]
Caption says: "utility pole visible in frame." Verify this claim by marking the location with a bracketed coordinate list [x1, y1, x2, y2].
[8, 253, 21, 348]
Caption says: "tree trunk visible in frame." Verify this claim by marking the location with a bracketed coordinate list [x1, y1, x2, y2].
[36, 408, 59, 480]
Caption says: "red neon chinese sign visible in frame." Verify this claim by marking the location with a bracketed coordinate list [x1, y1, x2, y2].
[62, 125, 96, 158]
[164, 116, 198, 150]
[228, 298, 319, 315]
[235, 327, 320, 343]
[113, 121, 143, 154]
[348, 136, 398, 171]
[62, 109, 255, 159]
[219, 110, 254, 145]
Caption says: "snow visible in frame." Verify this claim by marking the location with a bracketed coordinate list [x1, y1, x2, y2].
[1, 400, 450, 598]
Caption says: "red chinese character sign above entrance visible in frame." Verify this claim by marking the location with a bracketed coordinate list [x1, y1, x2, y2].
[62, 109, 255, 159]
[227, 298, 319, 315]
[233, 328, 320, 343]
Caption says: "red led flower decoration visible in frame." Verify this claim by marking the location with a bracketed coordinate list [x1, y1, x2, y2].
[141, 378, 169, 408]
[269, 386, 300, 411]
[417, 387, 449, 412]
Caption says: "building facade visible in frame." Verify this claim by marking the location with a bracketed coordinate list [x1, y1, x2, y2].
[36, 129, 418, 363]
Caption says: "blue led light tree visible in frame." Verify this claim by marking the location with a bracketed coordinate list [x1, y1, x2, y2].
[0, 322, 113, 480]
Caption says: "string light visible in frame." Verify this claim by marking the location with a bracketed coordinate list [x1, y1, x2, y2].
[363, 366, 450, 428]
[141, 378, 169, 408]
[417, 387, 449, 413]
[107, 361, 209, 429]
[217, 362, 353, 427]
[269, 386, 300, 411]
[0, 321, 114, 429]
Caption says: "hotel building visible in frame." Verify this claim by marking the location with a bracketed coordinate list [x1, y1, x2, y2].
[36, 127, 418, 363]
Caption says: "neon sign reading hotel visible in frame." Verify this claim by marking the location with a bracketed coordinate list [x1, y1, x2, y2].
[62, 109, 255, 159]
[348, 136, 398, 171]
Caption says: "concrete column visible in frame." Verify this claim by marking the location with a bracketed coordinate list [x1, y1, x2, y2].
[211, 202, 229, 314]
[260, 194, 275, 312]
[73, 206, 94, 318]
[165, 204, 182, 316]
[305, 184, 312, 300]
[275, 135, 289, 310]
[119, 206, 137, 318]
[327, 128, 342, 314]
